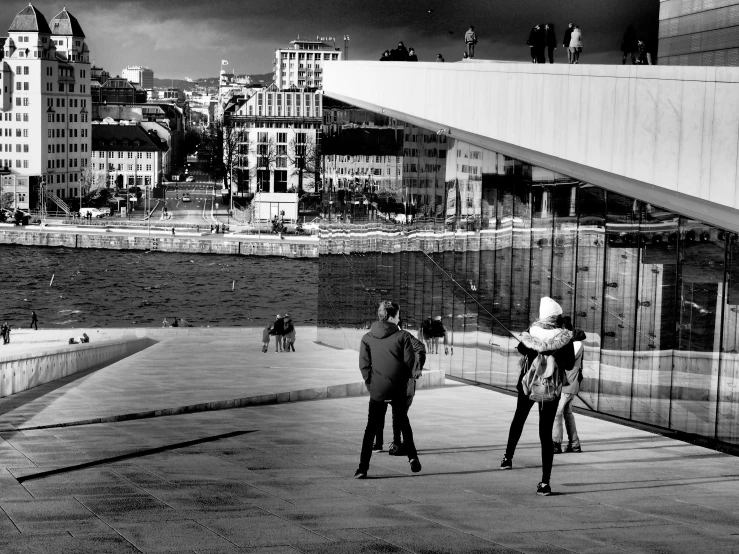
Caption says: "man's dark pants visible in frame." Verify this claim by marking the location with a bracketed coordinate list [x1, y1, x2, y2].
[360, 397, 417, 472]
[374, 396, 413, 446]
[505, 390, 558, 483]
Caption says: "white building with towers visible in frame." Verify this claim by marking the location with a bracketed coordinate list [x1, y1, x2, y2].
[0, 3, 92, 211]
[121, 66, 153, 90]
[273, 39, 341, 90]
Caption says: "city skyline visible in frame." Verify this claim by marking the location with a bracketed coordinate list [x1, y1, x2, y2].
[0, 0, 659, 79]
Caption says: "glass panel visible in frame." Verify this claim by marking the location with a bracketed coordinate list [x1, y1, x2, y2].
[573, 185, 606, 411]
[630, 205, 678, 427]
[598, 191, 640, 419]
[717, 233, 739, 443]
[670, 218, 723, 438]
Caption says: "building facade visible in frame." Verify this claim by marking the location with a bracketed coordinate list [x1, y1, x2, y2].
[658, 0, 739, 65]
[317, 60, 739, 450]
[91, 121, 167, 189]
[226, 85, 322, 194]
[0, 4, 91, 209]
[121, 66, 153, 90]
[273, 39, 341, 90]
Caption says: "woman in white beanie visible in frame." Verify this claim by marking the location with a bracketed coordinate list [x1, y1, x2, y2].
[499, 296, 583, 496]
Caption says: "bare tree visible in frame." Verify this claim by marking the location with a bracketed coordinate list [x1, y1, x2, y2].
[80, 162, 108, 195]
[251, 136, 277, 193]
[286, 134, 319, 194]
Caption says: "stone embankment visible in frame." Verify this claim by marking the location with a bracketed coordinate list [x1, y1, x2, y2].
[0, 225, 318, 258]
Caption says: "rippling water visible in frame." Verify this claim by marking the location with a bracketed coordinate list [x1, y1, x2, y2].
[0, 245, 317, 328]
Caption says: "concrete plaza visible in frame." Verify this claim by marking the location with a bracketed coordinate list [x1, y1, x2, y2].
[0, 329, 738, 553]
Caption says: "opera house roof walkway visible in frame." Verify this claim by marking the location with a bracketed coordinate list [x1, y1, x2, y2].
[0, 328, 736, 552]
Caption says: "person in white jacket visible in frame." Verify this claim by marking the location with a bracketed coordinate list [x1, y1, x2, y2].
[569, 25, 583, 64]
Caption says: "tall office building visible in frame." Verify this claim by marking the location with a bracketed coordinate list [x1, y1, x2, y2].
[121, 65, 154, 90]
[0, 3, 92, 209]
[658, 0, 739, 65]
[273, 39, 341, 90]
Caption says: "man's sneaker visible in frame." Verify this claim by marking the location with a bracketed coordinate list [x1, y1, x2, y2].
[372, 443, 383, 453]
[354, 469, 367, 479]
[500, 456, 512, 470]
[564, 444, 582, 453]
[536, 482, 552, 496]
[409, 458, 422, 473]
[388, 442, 405, 456]
[553, 442, 562, 454]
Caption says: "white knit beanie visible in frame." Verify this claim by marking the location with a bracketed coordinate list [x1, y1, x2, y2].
[539, 297, 562, 320]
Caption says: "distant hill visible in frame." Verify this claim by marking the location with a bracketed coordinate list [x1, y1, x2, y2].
[154, 72, 273, 91]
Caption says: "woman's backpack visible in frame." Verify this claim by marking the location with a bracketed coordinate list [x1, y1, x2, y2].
[520, 352, 562, 403]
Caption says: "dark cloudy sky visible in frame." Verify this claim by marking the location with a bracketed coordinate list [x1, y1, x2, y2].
[1, 1, 660, 79]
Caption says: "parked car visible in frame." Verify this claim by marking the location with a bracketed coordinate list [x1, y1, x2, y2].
[185, 176, 195, 182]
[181, 194, 191, 203]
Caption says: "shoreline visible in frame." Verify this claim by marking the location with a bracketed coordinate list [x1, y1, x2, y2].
[0, 224, 319, 258]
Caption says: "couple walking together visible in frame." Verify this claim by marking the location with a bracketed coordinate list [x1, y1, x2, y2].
[355, 296, 584, 497]
[263, 314, 296, 353]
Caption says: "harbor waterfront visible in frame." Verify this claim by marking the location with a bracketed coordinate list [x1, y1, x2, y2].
[0, 244, 318, 328]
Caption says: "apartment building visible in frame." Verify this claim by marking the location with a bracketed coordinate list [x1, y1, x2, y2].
[91, 120, 167, 189]
[273, 39, 341, 90]
[121, 66, 153, 90]
[0, 3, 92, 209]
[226, 84, 322, 193]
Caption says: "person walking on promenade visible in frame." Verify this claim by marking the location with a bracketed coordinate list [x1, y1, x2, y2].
[385, 320, 425, 456]
[380, 50, 392, 61]
[527, 24, 546, 63]
[621, 25, 638, 65]
[563, 23, 574, 63]
[569, 25, 583, 64]
[464, 25, 477, 58]
[545, 24, 557, 63]
[418, 317, 434, 353]
[431, 316, 447, 355]
[2, 322, 10, 344]
[634, 40, 652, 65]
[552, 316, 586, 454]
[262, 323, 272, 353]
[407, 48, 418, 62]
[30, 310, 38, 330]
[283, 314, 296, 352]
[500, 297, 579, 496]
[355, 301, 423, 478]
[436, 53, 445, 62]
[272, 314, 285, 352]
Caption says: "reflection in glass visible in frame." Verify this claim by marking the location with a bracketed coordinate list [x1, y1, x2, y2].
[316, 109, 739, 449]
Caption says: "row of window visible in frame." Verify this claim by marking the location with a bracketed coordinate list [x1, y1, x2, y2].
[47, 143, 88, 153]
[2, 129, 30, 137]
[2, 159, 29, 168]
[46, 98, 87, 108]
[403, 148, 448, 158]
[2, 144, 29, 152]
[280, 52, 339, 60]
[48, 173, 81, 185]
[93, 151, 153, 159]
[100, 164, 153, 172]
[47, 113, 88, 123]
[47, 128, 89, 138]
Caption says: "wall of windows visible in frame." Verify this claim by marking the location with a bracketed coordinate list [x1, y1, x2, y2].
[317, 114, 739, 448]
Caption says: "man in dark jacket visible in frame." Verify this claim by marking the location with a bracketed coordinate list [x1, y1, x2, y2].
[271, 314, 285, 352]
[527, 25, 546, 63]
[355, 301, 422, 478]
[391, 41, 408, 61]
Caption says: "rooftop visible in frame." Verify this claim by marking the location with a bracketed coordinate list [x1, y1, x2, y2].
[0, 328, 737, 552]
[49, 7, 85, 38]
[8, 3, 51, 34]
[91, 122, 169, 153]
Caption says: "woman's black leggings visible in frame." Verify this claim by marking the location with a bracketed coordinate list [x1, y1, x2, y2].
[504, 390, 559, 483]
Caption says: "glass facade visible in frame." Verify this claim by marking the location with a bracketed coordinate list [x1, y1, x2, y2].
[317, 105, 739, 448]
